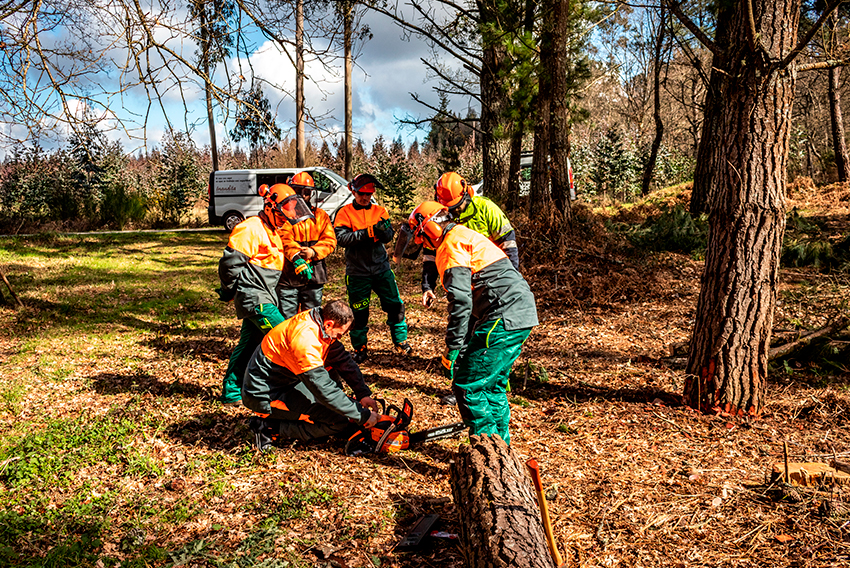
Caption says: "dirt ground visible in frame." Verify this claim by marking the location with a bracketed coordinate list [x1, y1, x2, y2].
[1, 182, 848, 568]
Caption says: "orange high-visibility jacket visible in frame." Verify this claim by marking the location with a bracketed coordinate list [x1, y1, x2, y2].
[242, 308, 373, 423]
[436, 225, 539, 351]
[278, 208, 336, 287]
[334, 202, 394, 276]
[218, 215, 286, 319]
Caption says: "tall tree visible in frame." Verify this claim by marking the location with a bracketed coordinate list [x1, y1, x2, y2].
[343, 0, 355, 179]
[530, 0, 554, 220]
[828, 65, 850, 181]
[296, 0, 306, 168]
[640, 4, 669, 197]
[189, 0, 235, 173]
[668, 0, 844, 415]
[548, 0, 573, 217]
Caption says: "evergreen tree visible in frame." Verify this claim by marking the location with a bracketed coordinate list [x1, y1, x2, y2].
[155, 131, 204, 226]
[230, 82, 282, 164]
[407, 139, 420, 161]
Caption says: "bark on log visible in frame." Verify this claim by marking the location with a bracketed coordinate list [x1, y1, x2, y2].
[768, 317, 849, 361]
[450, 434, 557, 568]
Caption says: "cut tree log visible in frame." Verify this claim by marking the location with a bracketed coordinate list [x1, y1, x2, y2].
[768, 317, 849, 361]
[449, 434, 557, 568]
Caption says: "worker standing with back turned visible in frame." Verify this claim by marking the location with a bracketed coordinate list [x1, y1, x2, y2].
[407, 201, 538, 444]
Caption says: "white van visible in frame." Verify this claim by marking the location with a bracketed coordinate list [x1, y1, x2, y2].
[207, 167, 353, 231]
[472, 153, 575, 200]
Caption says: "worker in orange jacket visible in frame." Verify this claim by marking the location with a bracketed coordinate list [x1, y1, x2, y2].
[276, 171, 337, 318]
[243, 300, 380, 451]
[408, 201, 538, 444]
[217, 183, 314, 404]
[334, 173, 411, 363]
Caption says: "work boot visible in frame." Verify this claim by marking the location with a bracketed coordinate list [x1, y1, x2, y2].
[352, 345, 368, 364]
[249, 417, 277, 452]
[440, 393, 457, 406]
[394, 342, 412, 356]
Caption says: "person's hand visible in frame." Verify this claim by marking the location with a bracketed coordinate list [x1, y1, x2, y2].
[293, 258, 314, 280]
[422, 290, 436, 308]
[364, 410, 379, 428]
[300, 246, 316, 260]
[441, 348, 459, 380]
[360, 396, 380, 413]
[376, 218, 392, 232]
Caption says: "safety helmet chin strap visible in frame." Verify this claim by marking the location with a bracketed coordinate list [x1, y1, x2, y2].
[447, 192, 472, 217]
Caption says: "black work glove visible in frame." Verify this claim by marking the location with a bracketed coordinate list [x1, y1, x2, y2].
[374, 218, 393, 243]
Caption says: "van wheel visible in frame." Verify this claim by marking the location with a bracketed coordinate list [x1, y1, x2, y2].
[223, 211, 244, 231]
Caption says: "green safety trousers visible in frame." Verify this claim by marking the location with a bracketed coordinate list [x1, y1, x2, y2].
[451, 319, 531, 445]
[277, 285, 323, 319]
[345, 269, 408, 350]
[220, 303, 285, 404]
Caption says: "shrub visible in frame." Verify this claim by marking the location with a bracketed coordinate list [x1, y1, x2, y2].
[150, 132, 205, 226]
[623, 203, 709, 253]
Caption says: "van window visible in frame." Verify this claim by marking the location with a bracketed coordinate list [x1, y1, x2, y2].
[257, 173, 290, 188]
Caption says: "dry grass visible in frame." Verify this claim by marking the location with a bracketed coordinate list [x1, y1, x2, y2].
[0, 183, 848, 567]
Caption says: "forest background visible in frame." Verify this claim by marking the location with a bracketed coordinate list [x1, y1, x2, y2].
[1, 1, 850, 566]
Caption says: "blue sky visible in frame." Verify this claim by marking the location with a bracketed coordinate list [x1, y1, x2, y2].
[0, 2, 475, 156]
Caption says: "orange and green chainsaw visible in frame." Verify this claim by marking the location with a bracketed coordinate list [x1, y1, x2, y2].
[344, 398, 466, 457]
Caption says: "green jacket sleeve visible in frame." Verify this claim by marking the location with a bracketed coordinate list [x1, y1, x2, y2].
[325, 340, 372, 401]
[299, 366, 371, 424]
[443, 265, 473, 351]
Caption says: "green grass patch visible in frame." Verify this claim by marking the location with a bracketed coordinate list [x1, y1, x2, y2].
[0, 410, 161, 489]
[254, 481, 335, 526]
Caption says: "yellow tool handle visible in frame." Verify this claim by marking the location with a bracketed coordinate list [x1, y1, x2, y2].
[526, 459, 564, 567]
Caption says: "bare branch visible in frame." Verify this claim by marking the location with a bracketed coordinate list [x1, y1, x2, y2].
[745, 0, 758, 52]
[780, 0, 845, 69]
[663, 0, 721, 58]
[798, 59, 850, 72]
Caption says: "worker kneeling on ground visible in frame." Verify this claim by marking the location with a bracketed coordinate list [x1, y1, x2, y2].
[408, 202, 538, 444]
[242, 299, 380, 451]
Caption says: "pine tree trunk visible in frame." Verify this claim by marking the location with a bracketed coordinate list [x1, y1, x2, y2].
[641, 5, 666, 198]
[828, 66, 850, 182]
[295, 0, 305, 168]
[477, 1, 512, 205]
[200, 8, 219, 173]
[530, 0, 554, 221]
[684, 0, 798, 416]
[344, 1, 353, 179]
[450, 435, 557, 568]
[549, 0, 572, 224]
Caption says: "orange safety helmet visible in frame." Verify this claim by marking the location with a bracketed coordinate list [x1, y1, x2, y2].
[434, 172, 473, 213]
[259, 183, 314, 227]
[287, 171, 315, 201]
[408, 201, 450, 247]
[348, 173, 384, 194]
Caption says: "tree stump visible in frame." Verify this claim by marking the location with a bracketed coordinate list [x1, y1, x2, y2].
[450, 434, 557, 568]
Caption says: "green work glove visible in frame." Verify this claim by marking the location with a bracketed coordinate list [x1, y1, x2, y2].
[376, 218, 392, 231]
[293, 258, 314, 280]
[441, 349, 459, 381]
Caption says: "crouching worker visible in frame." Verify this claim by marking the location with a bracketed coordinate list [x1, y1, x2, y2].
[408, 202, 538, 444]
[242, 300, 380, 451]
